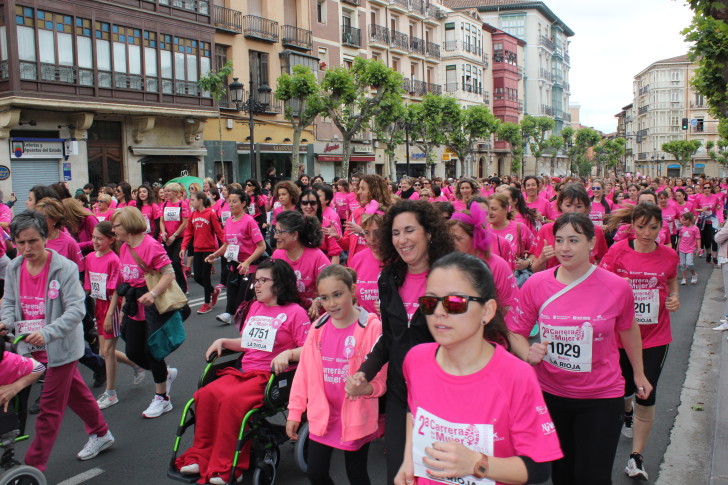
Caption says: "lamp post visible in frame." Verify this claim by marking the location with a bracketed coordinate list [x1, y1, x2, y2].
[229, 76, 270, 181]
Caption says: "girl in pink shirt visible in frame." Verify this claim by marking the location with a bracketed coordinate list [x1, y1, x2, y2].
[677, 212, 701, 284]
[452, 178, 478, 212]
[658, 190, 681, 248]
[287, 265, 387, 485]
[135, 184, 161, 236]
[695, 182, 721, 263]
[488, 193, 537, 275]
[347, 202, 385, 316]
[332, 179, 354, 224]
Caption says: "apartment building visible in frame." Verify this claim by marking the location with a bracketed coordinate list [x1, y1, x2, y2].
[631, 54, 722, 178]
[0, 0, 217, 204]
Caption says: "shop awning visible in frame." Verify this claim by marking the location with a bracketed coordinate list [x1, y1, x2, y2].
[317, 155, 375, 162]
[131, 147, 208, 157]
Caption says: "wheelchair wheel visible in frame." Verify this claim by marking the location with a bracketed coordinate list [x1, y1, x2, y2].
[293, 421, 309, 474]
[0, 465, 47, 485]
[252, 447, 279, 485]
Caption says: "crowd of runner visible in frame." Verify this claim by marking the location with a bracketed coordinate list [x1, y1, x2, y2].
[0, 169, 726, 485]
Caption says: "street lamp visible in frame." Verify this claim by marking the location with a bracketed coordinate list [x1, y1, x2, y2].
[228, 76, 270, 180]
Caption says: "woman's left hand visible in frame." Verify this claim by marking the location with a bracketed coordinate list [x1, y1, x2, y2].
[24, 331, 45, 347]
[634, 374, 653, 401]
[139, 292, 155, 307]
[271, 350, 291, 375]
[422, 441, 480, 479]
[237, 262, 250, 275]
[308, 300, 321, 320]
[665, 294, 680, 312]
[516, 258, 531, 271]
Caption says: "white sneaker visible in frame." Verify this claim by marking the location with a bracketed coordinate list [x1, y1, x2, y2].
[132, 366, 146, 386]
[96, 392, 119, 410]
[210, 475, 242, 485]
[179, 463, 200, 475]
[142, 395, 173, 418]
[713, 322, 728, 331]
[166, 367, 178, 396]
[77, 431, 115, 460]
[680, 278, 687, 285]
[216, 312, 232, 325]
[691, 275, 698, 284]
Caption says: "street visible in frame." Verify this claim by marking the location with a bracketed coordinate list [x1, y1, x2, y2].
[14, 260, 715, 485]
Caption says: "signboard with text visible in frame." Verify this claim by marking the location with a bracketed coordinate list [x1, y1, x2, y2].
[11, 140, 64, 159]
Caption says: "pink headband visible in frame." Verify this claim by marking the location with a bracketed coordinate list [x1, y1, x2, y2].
[364, 199, 384, 216]
[451, 202, 492, 253]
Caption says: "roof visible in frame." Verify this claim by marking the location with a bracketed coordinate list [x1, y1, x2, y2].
[655, 54, 690, 64]
[442, 0, 574, 36]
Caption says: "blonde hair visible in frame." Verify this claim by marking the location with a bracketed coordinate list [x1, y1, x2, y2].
[164, 182, 184, 195]
[34, 197, 66, 227]
[97, 194, 112, 205]
[111, 207, 147, 235]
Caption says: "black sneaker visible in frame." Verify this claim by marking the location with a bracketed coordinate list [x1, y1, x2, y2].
[625, 452, 648, 480]
[29, 396, 41, 414]
[621, 411, 633, 438]
[93, 371, 107, 388]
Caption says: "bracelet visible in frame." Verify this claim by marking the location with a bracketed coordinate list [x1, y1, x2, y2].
[668, 292, 679, 297]
[150, 290, 158, 299]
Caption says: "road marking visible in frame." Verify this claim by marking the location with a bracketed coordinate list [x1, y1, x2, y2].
[56, 467, 104, 485]
[188, 295, 227, 308]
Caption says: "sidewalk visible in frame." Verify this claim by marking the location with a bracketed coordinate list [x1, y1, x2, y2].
[657, 267, 724, 485]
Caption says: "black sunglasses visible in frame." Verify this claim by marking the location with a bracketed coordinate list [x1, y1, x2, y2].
[300, 199, 318, 206]
[418, 295, 487, 315]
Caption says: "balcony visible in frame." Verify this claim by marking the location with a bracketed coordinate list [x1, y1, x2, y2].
[539, 68, 552, 82]
[426, 82, 442, 95]
[564, 53, 570, 65]
[483, 91, 490, 105]
[410, 0, 425, 15]
[114, 72, 144, 90]
[243, 15, 279, 42]
[389, 0, 409, 12]
[39, 63, 76, 83]
[443, 40, 458, 52]
[518, 99, 524, 113]
[539, 35, 555, 51]
[425, 41, 440, 59]
[402, 78, 411, 92]
[410, 36, 426, 56]
[518, 65, 524, 79]
[483, 53, 489, 69]
[444, 83, 482, 95]
[369, 24, 390, 44]
[213, 5, 242, 34]
[464, 43, 482, 57]
[282, 25, 312, 50]
[638, 86, 649, 96]
[163, 0, 209, 15]
[390, 30, 409, 52]
[342, 25, 362, 47]
[410, 79, 427, 96]
[540, 104, 553, 116]
[638, 105, 649, 115]
[342, 0, 361, 4]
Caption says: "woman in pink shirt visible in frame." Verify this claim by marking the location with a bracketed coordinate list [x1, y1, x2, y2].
[135, 184, 160, 236]
[695, 182, 721, 263]
[588, 179, 612, 226]
[658, 190, 681, 248]
[296, 188, 341, 264]
[244, 179, 268, 231]
[94, 194, 115, 222]
[347, 201, 385, 316]
[452, 178, 478, 212]
[62, 197, 100, 255]
[341, 174, 393, 260]
[159, 182, 190, 292]
[514, 213, 651, 485]
[506, 186, 539, 233]
[488, 193, 537, 274]
[114, 182, 136, 209]
[523, 176, 554, 223]
[332, 179, 354, 225]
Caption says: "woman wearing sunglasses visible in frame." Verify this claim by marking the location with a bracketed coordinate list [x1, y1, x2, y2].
[351, 199, 453, 484]
[394, 252, 562, 485]
[296, 188, 341, 264]
[511, 213, 651, 485]
[588, 179, 611, 226]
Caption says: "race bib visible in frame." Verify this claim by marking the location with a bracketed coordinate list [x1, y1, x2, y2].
[248, 204, 256, 216]
[224, 244, 240, 262]
[144, 216, 151, 233]
[97, 215, 106, 222]
[540, 323, 593, 372]
[221, 211, 231, 225]
[412, 408, 494, 485]
[15, 319, 47, 354]
[163, 206, 181, 222]
[89, 272, 108, 300]
[241, 313, 285, 352]
[633, 289, 659, 324]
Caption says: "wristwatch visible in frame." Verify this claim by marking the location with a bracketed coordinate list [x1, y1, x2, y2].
[473, 453, 489, 479]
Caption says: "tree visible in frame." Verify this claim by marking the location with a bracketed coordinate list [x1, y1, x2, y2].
[496, 123, 523, 174]
[406, 96, 449, 176]
[441, 98, 500, 177]
[197, 61, 233, 168]
[372, 93, 406, 178]
[683, 1, 728, 119]
[571, 128, 601, 176]
[560, 126, 575, 173]
[320, 58, 404, 176]
[543, 135, 565, 176]
[521, 116, 556, 174]
[662, 139, 703, 176]
[593, 137, 627, 176]
[707, 138, 728, 171]
[276, 65, 323, 177]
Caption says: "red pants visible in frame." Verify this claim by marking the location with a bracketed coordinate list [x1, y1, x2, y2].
[25, 360, 109, 472]
[176, 368, 269, 484]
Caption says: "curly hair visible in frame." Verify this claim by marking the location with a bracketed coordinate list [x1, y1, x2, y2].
[273, 180, 301, 207]
[455, 178, 480, 201]
[255, 259, 301, 306]
[376, 200, 454, 286]
[276, 210, 323, 248]
[360, 174, 393, 209]
[136, 184, 157, 207]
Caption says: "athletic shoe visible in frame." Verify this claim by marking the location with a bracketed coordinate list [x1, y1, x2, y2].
[142, 395, 173, 418]
[691, 275, 698, 284]
[707, 254, 713, 263]
[713, 322, 728, 331]
[96, 392, 119, 410]
[216, 312, 232, 325]
[179, 464, 200, 475]
[625, 452, 648, 480]
[680, 278, 687, 285]
[210, 287, 221, 308]
[699, 249, 705, 256]
[166, 367, 178, 396]
[197, 303, 213, 314]
[77, 431, 115, 460]
[132, 366, 146, 386]
[215, 283, 226, 291]
[93, 370, 106, 388]
[209, 474, 242, 485]
[621, 412, 633, 439]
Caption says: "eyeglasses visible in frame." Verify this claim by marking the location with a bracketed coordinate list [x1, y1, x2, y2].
[300, 199, 318, 206]
[112, 224, 122, 230]
[254, 277, 273, 285]
[592, 187, 602, 190]
[704, 186, 712, 189]
[274, 228, 291, 236]
[423, 182, 431, 185]
[418, 295, 488, 315]
[246, 182, 254, 187]
[414, 183, 421, 187]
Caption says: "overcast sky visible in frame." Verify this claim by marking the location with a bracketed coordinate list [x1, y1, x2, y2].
[543, 0, 694, 133]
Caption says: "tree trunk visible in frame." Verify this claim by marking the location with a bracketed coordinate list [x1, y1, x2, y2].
[291, 125, 302, 178]
[217, 109, 223, 171]
[342, 136, 352, 178]
[388, 151, 397, 180]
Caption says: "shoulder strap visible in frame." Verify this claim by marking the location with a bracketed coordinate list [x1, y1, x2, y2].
[126, 244, 151, 273]
[516, 222, 522, 256]
[539, 265, 597, 315]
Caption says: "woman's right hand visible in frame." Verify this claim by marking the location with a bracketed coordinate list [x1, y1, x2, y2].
[345, 221, 363, 235]
[540, 244, 556, 261]
[103, 316, 113, 334]
[527, 341, 549, 366]
[286, 420, 300, 440]
[394, 458, 416, 485]
[0, 323, 7, 337]
[205, 339, 223, 361]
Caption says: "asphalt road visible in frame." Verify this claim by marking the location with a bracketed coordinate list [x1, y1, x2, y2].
[12, 259, 715, 485]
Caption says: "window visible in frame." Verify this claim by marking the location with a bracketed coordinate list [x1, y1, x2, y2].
[144, 31, 158, 92]
[500, 13, 525, 40]
[695, 93, 705, 107]
[249, 50, 270, 89]
[95, 21, 112, 86]
[317, 0, 326, 24]
[76, 17, 93, 85]
[112, 25, 142, 89]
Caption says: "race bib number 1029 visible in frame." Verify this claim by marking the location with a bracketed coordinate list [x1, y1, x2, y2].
[540, 323, 593, 372]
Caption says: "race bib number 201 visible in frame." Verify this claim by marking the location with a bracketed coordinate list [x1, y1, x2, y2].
[633, 289, 659, 325]
[540, 323, 593, 372]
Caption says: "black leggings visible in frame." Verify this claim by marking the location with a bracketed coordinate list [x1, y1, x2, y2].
[164, 237, 187, 292]
[307, 439, 370, 485]
[544, 392, 623, 485]
[701, 222, 718, 253]
[192, 251, 213, 302]
[383, 392, 407, 485]
[224, 265, 254, 315]
[121, 315, 168, 384]
[620, 344, 669, 407]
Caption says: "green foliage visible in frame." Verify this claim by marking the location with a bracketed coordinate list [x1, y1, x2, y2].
[594, 137, 627, 175]
[406, 95, 450, 168]
[542, 135, 565, 175]
[706, 134, 728, 168]
[662, 139, 703, 176]
[521, 116, 556, 158]
[197, 61, 233, 101]
[372, 94, 406, 177]
[441, 98, 499, 176]
[497, 123, 523, 173]
[569, 128, 601, 176]
[683, 2, 728, 119]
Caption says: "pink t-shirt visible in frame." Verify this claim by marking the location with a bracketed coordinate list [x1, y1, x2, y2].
[116, 200, 136, 209]
[660, 204, 681, 235]
[452, 200, 467, 212]
[511, 267, 635, 399]
[95, 208, 114, 222]
[533, 223, 608, 269]
[398, 271, 428, 322]
[119, 235, 172, 321]
[311, 322, 374, 451]
[695, 193, 721, 217]
[84, 250, 120, 299]
[678, 225, 701, 253]
[490, 220, 537, 262]
[271, 247, 330, 309]
[348, 248, 381, 316]
[332, 192, 351, 220]
[322, 207, 343, 237]
[404, 343, 563, 485]
[139, 203, 161, 234]
[589, 200, 610, 225]
[483, 253, 519, 312]
[0, 352, 39, 386]
[347, 192, 361, 213]
[19, 253, 52, 363]
[46, 231, 84, 272]
[240, 301, 310, 372]
[223, 214, 264, 263]
[526, 197, 553, 221]
[600, 240, 678, 348]
[161, 200, 190, 236]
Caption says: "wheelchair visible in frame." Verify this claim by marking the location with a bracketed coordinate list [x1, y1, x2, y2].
[0, 335, 47, 485]
[167, 350, 309, 485]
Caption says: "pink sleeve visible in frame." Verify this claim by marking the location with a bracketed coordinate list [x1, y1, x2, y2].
[291, 306, 311, 346]
[248, 218, 264, 244]
[0, 353, 34, 386]
[108, 255, 120, 290]
[181, 201, 190, 218]
[148, 238, 172, 270]
[510, 280, 540, 337]
[83, 257, 91, 290]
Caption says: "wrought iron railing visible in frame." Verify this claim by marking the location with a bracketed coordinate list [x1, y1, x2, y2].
[410, 36, 425, 55]
[243, 15, 279, 42]
[282, 25, 312, 50]
[342, 25, 362, 47]
[213, 5, 242, 33]
[369, 24, 389, 44]
[426, 41, 440, 59]
[390, 30, 409, 51]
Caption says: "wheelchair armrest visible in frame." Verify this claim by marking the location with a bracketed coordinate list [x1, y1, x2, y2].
[206, 348, 243, 364]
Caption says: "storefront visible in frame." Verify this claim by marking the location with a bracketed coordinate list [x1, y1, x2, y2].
[9, 138, 66, 208]
[313, 142, 374, 181]
[693, 163, 706, 175]
[667, 164, 681, 178]
[237, 143, 310, 182]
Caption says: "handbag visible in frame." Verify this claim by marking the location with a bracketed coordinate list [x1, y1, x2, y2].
[127, 244, 188, 313]
[147, 310, 186, 361]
